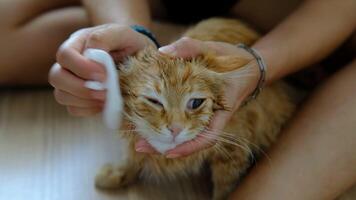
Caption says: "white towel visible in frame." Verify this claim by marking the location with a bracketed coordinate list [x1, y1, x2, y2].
[83, 49, 123, 130]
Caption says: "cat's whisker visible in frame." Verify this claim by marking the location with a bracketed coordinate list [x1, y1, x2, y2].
[199, 132, 253, 158]
[200, 131, 255, 161]
[212, 130, 271, 163]
[213, 142, 235, 161]
[203, 130, 257, 162]
[195, 136, 236, 161]
[198, 133, 250, 163]
[203, 129, 273, 166]
[204, 130, 251, 148]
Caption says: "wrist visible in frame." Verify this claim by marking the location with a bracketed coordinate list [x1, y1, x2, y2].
[252, 39, 290, 83]
[237, 44, 266, 103]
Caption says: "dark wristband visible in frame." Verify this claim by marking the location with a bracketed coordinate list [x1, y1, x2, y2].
[130, 25, 160, 48]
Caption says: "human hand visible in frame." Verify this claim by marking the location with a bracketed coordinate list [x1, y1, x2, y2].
[135, 37, 261, 158]
[49, 24, 156, 116]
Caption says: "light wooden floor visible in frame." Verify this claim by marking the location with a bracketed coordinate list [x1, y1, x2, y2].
[0, 89, 212, 200]
[0, 22, 355, 200]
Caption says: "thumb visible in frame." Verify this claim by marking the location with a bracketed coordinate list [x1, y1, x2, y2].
[158, 37, 205, 58]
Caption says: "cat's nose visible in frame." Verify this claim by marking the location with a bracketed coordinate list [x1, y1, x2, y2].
[168, 124, 183, 137]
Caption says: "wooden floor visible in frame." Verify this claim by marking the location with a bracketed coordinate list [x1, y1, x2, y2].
[0, 89, 212, 200]
[0, 22, 355, 200]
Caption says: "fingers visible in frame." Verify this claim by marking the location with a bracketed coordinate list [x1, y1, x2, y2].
[57, 28, 105, 81]
[84, 24, 149, 59]
[85, 24, 132, 51]
[49, 63, 105, 100]
[54, 89, 103, 108]
[49, 63, 105, 117]
[159, 37, 255, 60]
[57, 24, 150, 81]
[159, 37, 207, 58]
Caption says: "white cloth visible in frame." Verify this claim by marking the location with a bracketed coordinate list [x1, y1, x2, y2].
[83, 49, 123, 130]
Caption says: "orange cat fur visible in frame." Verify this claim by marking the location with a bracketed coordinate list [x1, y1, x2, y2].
[95, 18, 295, 200]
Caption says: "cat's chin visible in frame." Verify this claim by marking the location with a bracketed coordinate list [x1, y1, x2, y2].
[147, 133, 199, 154]
[148, 140, 180, 154]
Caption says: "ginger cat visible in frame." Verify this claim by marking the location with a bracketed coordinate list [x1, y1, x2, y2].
[95, 18, 295, 200]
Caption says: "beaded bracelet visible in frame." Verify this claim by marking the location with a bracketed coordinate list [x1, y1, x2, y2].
[237, 43, 267, 102]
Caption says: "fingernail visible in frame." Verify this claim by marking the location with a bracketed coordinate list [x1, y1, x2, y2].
[166, 153, 181, 159]
[159, 46, 175, 55]
[91, 73, 105, 81]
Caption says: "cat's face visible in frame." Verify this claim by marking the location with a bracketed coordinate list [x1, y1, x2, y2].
[119, 48, 248, 153]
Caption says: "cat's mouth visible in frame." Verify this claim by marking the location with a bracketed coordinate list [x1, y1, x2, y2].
[146, 132, 198, 154]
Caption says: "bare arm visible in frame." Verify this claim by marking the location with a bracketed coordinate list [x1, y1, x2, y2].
[253, 0, 356, 82]
[229, 60, 356, 200]
[230, 0, 356, 199]
[82, 0, 151, 27]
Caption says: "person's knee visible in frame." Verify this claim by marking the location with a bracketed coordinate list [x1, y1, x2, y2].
[0, 67, 23, 85]
[0, 66, 48, 85]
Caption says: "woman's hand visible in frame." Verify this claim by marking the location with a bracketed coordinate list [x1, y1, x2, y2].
[48, 24, 155, 116]
[135, 37, 261, 157]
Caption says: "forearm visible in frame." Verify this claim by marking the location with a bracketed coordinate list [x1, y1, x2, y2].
[230, 60, 356, 200]
[82, 0, 151, 27]
[252, 0, 356, 82]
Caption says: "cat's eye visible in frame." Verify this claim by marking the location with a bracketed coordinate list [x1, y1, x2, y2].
[146, 97, 163, 107]
[187, 98, 205, 110]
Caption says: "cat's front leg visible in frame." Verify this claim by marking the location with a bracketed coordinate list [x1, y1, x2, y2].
[210, 155, 249, 200]
[95, 162, 140, 189]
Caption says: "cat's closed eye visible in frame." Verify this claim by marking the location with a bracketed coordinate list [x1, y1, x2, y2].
[145, 96, 163, 107]
[187, 98, 206, 110]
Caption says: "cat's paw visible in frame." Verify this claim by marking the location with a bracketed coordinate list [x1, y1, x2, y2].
[95, 164, 128, 189]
